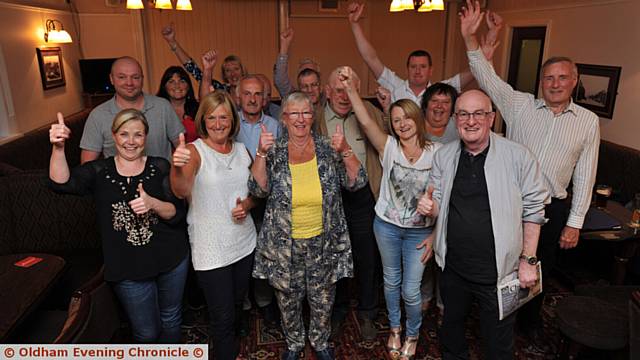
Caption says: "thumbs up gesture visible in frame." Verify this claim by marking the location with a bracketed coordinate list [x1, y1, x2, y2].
[231, 197, 248, 222]
[49, 112, 71, 148]
[172, 133, 191, 167]
[417, 185, 438, 217]
[331, 123, 350, 154]
[129, 183, 155, 215]
[257, 123, 274, 155]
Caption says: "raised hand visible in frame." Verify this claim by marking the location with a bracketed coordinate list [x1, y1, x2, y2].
[331, 123, 350, 154]
[49, 112, 71, 148]
[279, 28, 294, 53]
[172, 133, 191, 167]
[480, 10, 503, 60]
[417, 185, 437, 217]
[231, 197, 248, 222]
[486, 10, 504, 35]
[258, 124, 274, 154]
[459, 0, 484, 40]
[129, 183, 154, 215]
[348, 1, 365, 24]
[337, 66, 356, 93]
[161, 22, 176, 43]
[376, 86, 392, 113]
[202, 50, 218, 72]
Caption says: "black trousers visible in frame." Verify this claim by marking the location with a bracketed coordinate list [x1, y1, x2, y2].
[334, 184, 380, 320]
[518, 198, 569, 329]
[197, 252, 254, 360]
[439, 268, 516, 360]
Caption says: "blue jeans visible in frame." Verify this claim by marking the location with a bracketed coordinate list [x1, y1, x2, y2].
[374, 215, 431, 337]
[112, 256, 189, 343]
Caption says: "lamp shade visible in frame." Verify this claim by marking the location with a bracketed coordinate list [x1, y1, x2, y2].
[431, 0, 445, 10]
[175, 0, 192, 10]
[155, 0, 173, 9]
[400, 0, 414, 10]
[389, 0, 404, 12]
[47, 29, 72, 43]
[418, 0, 432, 12]
[126, 0, 144, 9]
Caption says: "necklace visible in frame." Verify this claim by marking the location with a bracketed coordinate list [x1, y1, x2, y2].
[402, 143, 423, 164]
[289, 136, 311, 156]
[210, 144, 235, 170]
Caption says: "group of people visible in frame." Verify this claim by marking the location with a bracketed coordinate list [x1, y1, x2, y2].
[47, 1, 599, 359]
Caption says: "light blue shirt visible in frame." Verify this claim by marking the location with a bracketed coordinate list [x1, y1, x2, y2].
[236, 111, 280, 159]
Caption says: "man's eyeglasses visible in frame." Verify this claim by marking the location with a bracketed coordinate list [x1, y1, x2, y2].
[455, 110, 493, 121]
[284, 111, 314, 119]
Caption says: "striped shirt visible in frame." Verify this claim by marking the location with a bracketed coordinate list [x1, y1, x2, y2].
[467, 49, 600, 229]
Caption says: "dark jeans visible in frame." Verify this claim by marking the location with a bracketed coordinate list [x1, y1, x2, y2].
[518, 198, 569, 330]
[197, 252, 254, 360]
[334, 184, 380, 320]
[440, 268, 516, 360]
[112, 255, 189, 343]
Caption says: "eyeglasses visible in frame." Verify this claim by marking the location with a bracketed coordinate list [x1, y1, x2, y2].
[455, 110, 493, 121]
[300, 83, 320, 91]
[284, 111, 313, 119]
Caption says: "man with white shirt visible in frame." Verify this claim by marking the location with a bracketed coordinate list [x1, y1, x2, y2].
[460, 0, 600, 350]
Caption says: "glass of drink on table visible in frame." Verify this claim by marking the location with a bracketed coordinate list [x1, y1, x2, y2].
[630, 193, 640, 229]
[595, 185, 612, 209]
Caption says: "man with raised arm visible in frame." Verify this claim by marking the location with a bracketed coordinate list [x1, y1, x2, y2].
[417, 89, 549, 359]
[459, 0, 600, 350]
[273, 27, 321, 98]
[80, 56, 184, 164]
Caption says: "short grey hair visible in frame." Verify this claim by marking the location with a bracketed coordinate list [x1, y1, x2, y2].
[281, 91, 313, 118]
[541, 56, 578, 78]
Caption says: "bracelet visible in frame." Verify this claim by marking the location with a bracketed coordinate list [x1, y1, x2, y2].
[341, 149, 354, 158]
[256, 150, 267, 158]
[169, 43, 177, 52]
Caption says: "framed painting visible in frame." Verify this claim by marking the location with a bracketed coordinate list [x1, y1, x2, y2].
[573, 64, 622, 119]
[36, 47, 65, 90]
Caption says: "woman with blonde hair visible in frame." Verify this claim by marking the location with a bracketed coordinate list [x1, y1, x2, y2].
[340, 66, 442, 359]
[49, 109, 189, 343]
[171, 91, 256, 360]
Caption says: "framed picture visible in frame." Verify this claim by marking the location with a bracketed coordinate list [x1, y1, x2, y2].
[36, 47, 65, 90]
[573, 63, 622, 119]
[318, 0, 339, 12]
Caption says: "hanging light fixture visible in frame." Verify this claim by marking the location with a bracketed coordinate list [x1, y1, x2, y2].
[400, 0, 415, 11]
[389, 0, 404, 12]
[175, 0, 192, 11]
[44, 19, 72, 43]
[430, 0, 445, 10]
[126, 0, 144, 9]
[154, 0, 173, 9]
[418, 0, 432, 12]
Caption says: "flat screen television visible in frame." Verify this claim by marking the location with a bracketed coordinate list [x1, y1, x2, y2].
[79, 58, 116, 94]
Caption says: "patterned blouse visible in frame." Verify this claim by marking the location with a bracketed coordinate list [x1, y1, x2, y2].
[248, 131, 368, 291]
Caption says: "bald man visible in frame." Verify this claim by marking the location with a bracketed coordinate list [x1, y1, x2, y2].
[80, 56, 184, 163]
[418, 90, 548, 359]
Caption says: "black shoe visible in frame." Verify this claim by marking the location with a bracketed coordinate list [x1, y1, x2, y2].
[315, 348, 334, 360]
[359, 317, 377, 341]
[281, 350, 300, 360]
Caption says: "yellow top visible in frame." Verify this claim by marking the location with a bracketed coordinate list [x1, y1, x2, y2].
[290, 156, 323, 239]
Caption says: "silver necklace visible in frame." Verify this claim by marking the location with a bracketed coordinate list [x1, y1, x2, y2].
[211, 144, 235, 170]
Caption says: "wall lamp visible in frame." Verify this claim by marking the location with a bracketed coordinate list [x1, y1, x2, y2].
[390, 0, 445, 12]
[126, 0, 192, 10]
[44, 19, 72, 43]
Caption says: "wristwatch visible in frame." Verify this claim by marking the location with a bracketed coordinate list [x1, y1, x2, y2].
[519, 254, 539, 265]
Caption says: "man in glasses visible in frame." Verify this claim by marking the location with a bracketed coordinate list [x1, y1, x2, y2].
[316, 66, 385, 341]
[417, 89, 548, 359]
[460, 1, 600, 350]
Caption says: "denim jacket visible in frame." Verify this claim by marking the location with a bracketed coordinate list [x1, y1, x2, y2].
[248, 131, 368, 291]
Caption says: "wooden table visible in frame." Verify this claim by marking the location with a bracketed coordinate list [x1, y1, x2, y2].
[0, 253, 65, 341]
[581, 201, 640, 285]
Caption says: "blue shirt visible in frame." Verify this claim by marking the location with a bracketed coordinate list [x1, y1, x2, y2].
[236, 111, 280, 159]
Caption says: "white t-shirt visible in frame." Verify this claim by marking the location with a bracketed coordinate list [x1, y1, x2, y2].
[375, 136, 442, 228]
[377, 66, 461, 105]
[187, 140, 256, 270]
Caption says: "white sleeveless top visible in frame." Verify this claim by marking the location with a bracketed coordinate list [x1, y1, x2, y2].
[187, 140, 256, 270]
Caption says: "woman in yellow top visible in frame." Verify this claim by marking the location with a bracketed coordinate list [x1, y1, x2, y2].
[248, 92, 367, 360]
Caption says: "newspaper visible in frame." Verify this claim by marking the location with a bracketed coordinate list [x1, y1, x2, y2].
[496, 262, 542, 320]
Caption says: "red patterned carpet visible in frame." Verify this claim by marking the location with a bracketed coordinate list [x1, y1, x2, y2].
[182, 280, 570, 360]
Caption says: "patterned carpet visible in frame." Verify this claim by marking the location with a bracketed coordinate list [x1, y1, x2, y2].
[182, 279, 571, 360]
